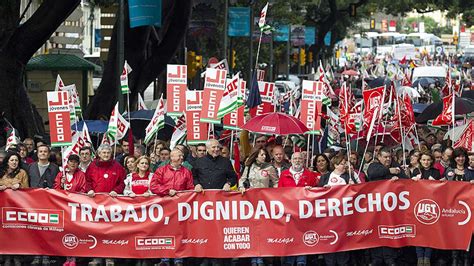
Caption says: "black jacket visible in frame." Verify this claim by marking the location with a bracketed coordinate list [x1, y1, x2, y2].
[27, 162, 60, 188]
[411, 167, 441, 180]
[192, 154, 237, 189]
[367, 162, 408, 182]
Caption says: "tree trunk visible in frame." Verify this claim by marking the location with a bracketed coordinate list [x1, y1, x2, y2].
[0, 0, 80, 145]
[84, 0, 192, 119]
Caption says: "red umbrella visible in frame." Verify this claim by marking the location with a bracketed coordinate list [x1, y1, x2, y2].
[242, 113, 309, 135]
[342, 69, 359, 76]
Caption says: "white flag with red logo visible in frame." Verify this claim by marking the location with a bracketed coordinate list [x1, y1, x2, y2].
[186, 90, 208, 144]
[120, 61, 132, 94]
[55, 75, 65, 91]
[301, 80, 324, 134]
[47, 91, 72, 147]
[201, 68, 227, 124]
[166, 64, 187, 117]
[258, 3, 269, 29]
[170, 114, 187, 150]
[137, 93, 147, 110]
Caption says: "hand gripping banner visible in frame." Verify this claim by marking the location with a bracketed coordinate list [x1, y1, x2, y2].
[0, 180, 472, 258]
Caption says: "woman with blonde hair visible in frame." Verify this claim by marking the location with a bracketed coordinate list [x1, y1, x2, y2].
[123, 156, 153, 197]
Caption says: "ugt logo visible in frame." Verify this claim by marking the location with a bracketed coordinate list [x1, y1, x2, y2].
[414, 199, 440, 225]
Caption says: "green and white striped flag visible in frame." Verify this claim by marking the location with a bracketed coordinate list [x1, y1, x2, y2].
[144, 95, 165, 144]
[291, 135, 307, 148]
[218, 73, 240, 118]
[120, 61, 132, 94]
[49, 214, 59, 224]
[105, 102, 119, 142]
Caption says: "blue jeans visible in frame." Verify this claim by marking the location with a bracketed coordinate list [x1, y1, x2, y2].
[415, 247, 432, 258]
[283, 255, 306, 265]
[251, 257, 264, 264]
[161, 258, 184, 264]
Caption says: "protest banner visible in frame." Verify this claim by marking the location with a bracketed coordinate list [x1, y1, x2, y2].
[201, 68, 227, 124]
[166, 65, 187, 117]
[186, 90, 208, 144]
[300, 80, 324, 134]
[47, 91, 72, 147]
[0, 180, 472, 258]
[249, 81, 275, 117]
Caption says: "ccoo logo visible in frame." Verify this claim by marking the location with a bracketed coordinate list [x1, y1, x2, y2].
[414, 199, 440, 225]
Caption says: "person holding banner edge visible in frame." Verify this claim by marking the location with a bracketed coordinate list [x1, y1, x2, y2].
[367, 147, 408, 266]
[85, 143, 126, 266]
[191, 139, 237, 266]
[278, 152, 319, 266]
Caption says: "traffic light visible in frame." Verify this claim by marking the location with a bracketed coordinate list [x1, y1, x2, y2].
[453, 33, 458, 45]
[308, 51, 313, 63]
[187, 51, 196, 78]
[195, 55, 202, 69]
[232, 49, 236, 69]
[293, 52, 298, 63]
[299, 48, 306, 66]
[370, 19, 376, 30]
[187, 51, 202, 78]
[349, 3, 357, 17]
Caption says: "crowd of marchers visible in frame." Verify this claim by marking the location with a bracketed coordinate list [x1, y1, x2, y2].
[0, 131, 473, 266]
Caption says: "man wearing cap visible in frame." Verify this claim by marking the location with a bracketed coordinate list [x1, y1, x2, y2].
[53, 154, 87, 193]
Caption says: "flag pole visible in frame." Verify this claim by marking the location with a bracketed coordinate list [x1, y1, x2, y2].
[396, 96, 406, 167]
[306, 135, 310, 168]
[342, 81, 353, 181]
[413, 124, 422, 151]
[230, 130, 234, 157]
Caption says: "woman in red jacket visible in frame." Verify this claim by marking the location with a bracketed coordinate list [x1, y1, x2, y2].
[54, 154, 86, 193]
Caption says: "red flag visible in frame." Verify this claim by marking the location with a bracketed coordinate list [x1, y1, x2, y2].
[441, 68, 452, 96]
[399, 55, 407, 65]
[432, 94, 453, 126]
[400, 94, 416, 128]
[233, 141, 241, 180]
[338, 83, 354, 125]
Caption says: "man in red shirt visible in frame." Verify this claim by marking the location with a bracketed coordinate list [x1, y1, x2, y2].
[278, 152, 319, 188]
[85, 144, 126, 266]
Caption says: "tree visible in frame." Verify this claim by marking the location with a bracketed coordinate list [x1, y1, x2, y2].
[0, 0, 81, 146]
[84, 0, 192, 119]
